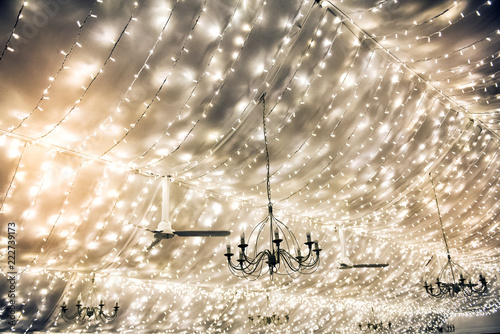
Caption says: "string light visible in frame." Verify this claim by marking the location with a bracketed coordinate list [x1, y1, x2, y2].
[0, 1, 26, 61]
[10, 0, 101, 133]
[0, 0, 499, 332]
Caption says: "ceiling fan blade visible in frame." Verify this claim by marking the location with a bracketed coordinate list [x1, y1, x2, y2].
[174, 230, 231, 237]
[351, 264, 389, 268]
[145, 238, 162, 252]
[338, 263, 353, 269]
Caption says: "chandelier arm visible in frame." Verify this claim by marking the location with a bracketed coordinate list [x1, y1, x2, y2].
[296, 246, 312, 263]
[96, 301, 119, 322]
[437, 256, 458, 286]
[269, 252, 320, 276]
[280, 257, 303, 279]
[232, 250, 270, 277]
[301, 253, 320, 269]
[249, 216, 269, 246]
[279, 247, 320, 272]
[473, 283, 487, 294]
[272, 215, 302, 252]
[439, 283, 451, 297]
[229, 261, 263, 279]
[428, 288, 446, 299]
[229, 252, 256, 271]
[99, 308, 119, 322]
[61, 304, 82, 323]
[80, 307, 90, 321]
[298, 257, 320, 271]
[253, 253, 272, 277]
[228, 264, 252, 278]
[278, 249, 301, 272]
[276, 250, 302, 279]
[297, 243, 316, 263]
[242, 249, 270, 267]
[279, 248, 305, 268]
[462, 286, 474, 297]
[227, 259, 247, 273]
[424, 281, 446, 299]
[285, 239, 321, 269]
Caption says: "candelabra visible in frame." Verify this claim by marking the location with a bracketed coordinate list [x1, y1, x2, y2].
[60, 273, 119, 323]
[249, 313, 289, 327]
[423, 173, 487, 299]
[248, 296, 289, 327]
[358, 322, 391, 332]
[224, 94, 321, 279]
[358, 308, 391, 332]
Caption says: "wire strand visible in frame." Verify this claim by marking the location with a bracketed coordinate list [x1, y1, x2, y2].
[429, 172, 451, 256]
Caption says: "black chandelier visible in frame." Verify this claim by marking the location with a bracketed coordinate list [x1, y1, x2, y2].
[61, 273, 119, 323]
[358, 322, 391, 332]
[358, 308, 391, 332]
[224, 94, 321, 279]
[423, 173, 487, 299]
[248, 296, 289, 327]
[438, 320, 455, 333]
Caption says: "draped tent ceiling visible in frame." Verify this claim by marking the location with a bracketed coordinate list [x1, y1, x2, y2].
[1, 0, 500, 332]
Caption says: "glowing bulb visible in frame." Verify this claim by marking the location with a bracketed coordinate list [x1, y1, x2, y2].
[234, 36, 244, 46]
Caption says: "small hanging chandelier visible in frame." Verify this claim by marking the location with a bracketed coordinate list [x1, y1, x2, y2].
[248, 295, 289, 327]
[423, 173, 487, 299]
[224, 94, 321, 279]
[358, 307, 391, 332]
[358, 322, 391, 332]
[61, 273, 119, 323]
[439, 317, 455, 333]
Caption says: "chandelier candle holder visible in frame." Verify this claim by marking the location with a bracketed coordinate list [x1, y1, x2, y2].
[61, 273, 119, 323]
[423, 173, 487, 299]
[224, 94, 321, 279]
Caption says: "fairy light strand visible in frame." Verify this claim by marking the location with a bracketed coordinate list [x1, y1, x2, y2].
[0, 0, 25, 62]
[36, 0, 143, 141]
[10, 0, 100, 133]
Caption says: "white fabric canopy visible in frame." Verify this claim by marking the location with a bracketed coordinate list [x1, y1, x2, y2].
[0, 0, 499, 332]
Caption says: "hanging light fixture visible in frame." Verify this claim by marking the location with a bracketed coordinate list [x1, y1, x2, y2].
[358, 307, 391, 332]
[423, 173, 487, 299]
[61, 273, 119, 323]
[358, 322, 391, 332]
[248, 295, 289, 327]
[224, 94, 322, 279]
[439, 317, 455, 333]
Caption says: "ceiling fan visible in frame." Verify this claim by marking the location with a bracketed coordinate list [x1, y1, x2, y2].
[144, 177, 230, 252]
[337, 227, 388, 270]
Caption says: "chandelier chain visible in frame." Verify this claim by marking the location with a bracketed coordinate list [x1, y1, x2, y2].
[429, 172, 451, 256]
[223, 93, 321, 278]
[262, 94, 272, 207]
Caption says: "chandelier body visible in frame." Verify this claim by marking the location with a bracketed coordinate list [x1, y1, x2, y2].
[225, 205, 321, 278]
[358, 307, 391, 332]
[423, 255, 487, 299]
[61, 300, 119, 323]
[224, 95, 321, 279]
[358, 321, 391, 332]
[249, 313, 289, 327]
[60, 274, 119, 323]
[248, 295, 290, 327]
